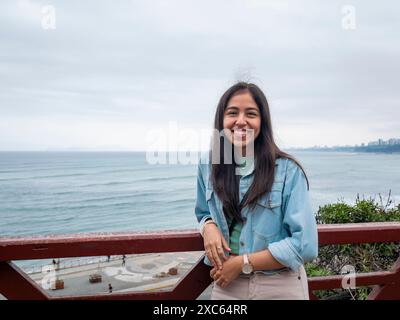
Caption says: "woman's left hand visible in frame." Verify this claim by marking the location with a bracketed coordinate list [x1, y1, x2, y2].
[210, 255, 243, 288]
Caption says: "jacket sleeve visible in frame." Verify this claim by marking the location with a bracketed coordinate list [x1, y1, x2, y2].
[194, 162, 212, 234]
[267, 161, 318, 272]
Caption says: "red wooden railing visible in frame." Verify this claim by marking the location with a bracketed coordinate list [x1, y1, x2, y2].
[0, 222, 399, 300]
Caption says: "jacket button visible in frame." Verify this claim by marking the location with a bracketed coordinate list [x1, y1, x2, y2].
[242, 217, 247, 223]
[240, 241, 244, 246]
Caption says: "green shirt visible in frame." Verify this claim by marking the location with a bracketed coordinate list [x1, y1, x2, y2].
[227, 156, 252, 254]
[227, 216, 243, 255]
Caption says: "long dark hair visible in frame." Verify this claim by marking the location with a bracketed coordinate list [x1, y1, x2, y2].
[210, 82, 309, 222]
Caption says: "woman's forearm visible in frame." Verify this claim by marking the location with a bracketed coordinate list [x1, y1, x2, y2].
[248, 249, 286, 271]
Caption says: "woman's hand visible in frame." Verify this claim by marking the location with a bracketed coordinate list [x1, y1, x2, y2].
[203, 222, 231, 270]
[210, 255, 242, 288]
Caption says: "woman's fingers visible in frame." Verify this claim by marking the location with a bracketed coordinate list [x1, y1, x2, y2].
[210, 268, 216, 278]
[203, 227, 230, 267]
[215, 276, 225, 287]
[211, 268, 228, 288]
[206, 247, 217, 268]
[221, 237, 231, 253]
[210, 245, 223, 270]
[206, 241, 228, 267]
[216, 244, 228, 262]
[207, 245, 220, 269]
[212, 270, 221, 281]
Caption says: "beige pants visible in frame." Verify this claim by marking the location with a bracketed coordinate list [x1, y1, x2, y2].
[210, 265, 309, 300]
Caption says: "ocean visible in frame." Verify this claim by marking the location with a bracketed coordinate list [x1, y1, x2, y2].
[1, 151, 399, 238]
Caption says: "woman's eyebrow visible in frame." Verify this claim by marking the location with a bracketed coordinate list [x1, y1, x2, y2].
[226, 106, 239, 110]
[246, 107, 259, 112]
[226, 106, 258, 111]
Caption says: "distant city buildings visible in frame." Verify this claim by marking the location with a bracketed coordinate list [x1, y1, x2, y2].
[368, 138, 400, 146]
[288, 138, 400, 153]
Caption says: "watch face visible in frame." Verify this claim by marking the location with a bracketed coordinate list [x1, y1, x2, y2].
[242, 263, 253, 274]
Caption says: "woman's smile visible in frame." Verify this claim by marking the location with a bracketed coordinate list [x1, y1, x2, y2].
[232, 129, 254, 140]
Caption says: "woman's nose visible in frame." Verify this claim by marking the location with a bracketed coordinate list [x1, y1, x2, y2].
[236, 113, 247, 126]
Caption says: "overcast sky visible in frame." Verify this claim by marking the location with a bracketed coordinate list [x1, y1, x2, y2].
[0, 0, 399, 151]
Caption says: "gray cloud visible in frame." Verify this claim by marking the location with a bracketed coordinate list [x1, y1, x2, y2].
[0, 0, 399, 150]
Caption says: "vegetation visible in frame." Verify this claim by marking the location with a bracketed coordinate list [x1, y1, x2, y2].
[305, 192, 400, 300]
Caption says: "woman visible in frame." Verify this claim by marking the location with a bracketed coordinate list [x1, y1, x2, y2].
[195, 82, 318, 300]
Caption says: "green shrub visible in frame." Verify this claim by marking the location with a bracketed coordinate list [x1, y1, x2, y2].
[308, 192, 400, 300]
[316, 193, 400, 224]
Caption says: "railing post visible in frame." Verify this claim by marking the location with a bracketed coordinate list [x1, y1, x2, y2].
[0, 261, 49, 300]
[367, 257, 400, 300]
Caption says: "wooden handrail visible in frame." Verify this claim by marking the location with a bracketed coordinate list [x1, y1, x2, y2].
[0, 222, 399, 300]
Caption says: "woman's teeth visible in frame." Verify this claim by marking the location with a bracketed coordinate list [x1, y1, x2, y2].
[233, 130, 247, 138]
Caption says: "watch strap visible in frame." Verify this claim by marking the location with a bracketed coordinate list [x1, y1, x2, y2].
[243, 253, 249, 265]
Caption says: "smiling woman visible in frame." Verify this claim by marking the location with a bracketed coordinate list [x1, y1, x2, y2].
[195, 82, 318, 300]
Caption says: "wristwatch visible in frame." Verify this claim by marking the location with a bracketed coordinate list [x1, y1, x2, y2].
[242, 254, 254, 274]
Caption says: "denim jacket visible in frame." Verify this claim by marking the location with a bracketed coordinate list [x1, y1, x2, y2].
[194, 153, 318, 274]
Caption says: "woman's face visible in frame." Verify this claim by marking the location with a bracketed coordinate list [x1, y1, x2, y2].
[223, 91, 261, 151]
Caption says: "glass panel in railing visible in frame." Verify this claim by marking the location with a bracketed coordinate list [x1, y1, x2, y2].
[13, 251, 204, 297]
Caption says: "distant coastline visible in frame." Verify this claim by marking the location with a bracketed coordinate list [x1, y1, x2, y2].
[0, 137, 400, 154]
[288, 145, 400, 154]
[288, 138, 400, 154]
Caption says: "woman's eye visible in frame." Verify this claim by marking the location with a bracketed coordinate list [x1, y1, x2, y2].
[248, 113, 257, 117]
[227, 111, 237, 116]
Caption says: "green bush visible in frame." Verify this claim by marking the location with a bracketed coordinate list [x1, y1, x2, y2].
[308, 193, 400, 300]
[315, 193, 400, 224]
